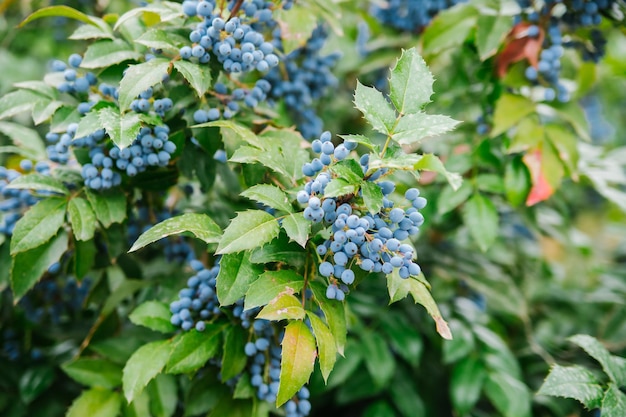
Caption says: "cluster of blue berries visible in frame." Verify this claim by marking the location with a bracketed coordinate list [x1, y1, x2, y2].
[129, 87, 174, 117]
[19, 276, 92, 325]
[109, 125, 177, 178]
[298, 132, 427, 300]
[50, 53, 97, 94]
[192, 79, 272, 123]
[0, 162, 47, 236]
[371, 0, 466, 32]
[179, 0, 282, 73]
[264, 26, 340, 139]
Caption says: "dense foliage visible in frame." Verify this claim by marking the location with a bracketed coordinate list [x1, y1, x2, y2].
[0, 1, 625, 417]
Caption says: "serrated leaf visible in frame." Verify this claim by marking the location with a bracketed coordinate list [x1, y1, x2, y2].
[32, 100, 65, 125]
[414, 154, 462, 190]
[69, 23, 115, 40]
[0, 90, 46, 120]
[166, 326, 222, 374]
[241, 184, 293, 213]
[11, 230, 68, 300]
[389, 48, 434, 114]
[68, 198, 97, 241]
[196, 120, 262, 148]
[122, 340, 171, 403]
[66, 388, 122, 417]
[476, 15, 514, 60]
[310, 281, 346, 355]
[173, 60, 213, 98]
[274, 5, 318, 54]
[137, 29, 187, 52]
[368, 152, 423, 172]
[118, 59, 170, 111]
[277, 321, 316, 406]
[0, 121, 46, 159]
[100, 107, 143, 149]
[11, 198, 67, 255]
[353, 81, 397, 135]
[129, 301, 176, 333]
[361, 181, 384, 214]
[602, 384, 626, 417]
[216, 210, 280, 254]
[329, 159, 364, 185]
[244, 270, 305, 311]
[86, 189, 127, 227]
[568, 334, 626, 385]
[130, 213, 221, 252]
[306, 312, 337, 383]
[82, 39, 142, 69]
[462, 193, 499, 252]
[337, 134, 377, 151]
[6, 173, 68, 195]
[324, 178, 357, 198]
[257, 293, 305, 321]
[538, 364, 604, 409]
[62, 359, 123, 389]
[281, 213, 310, 248]
[216, 252, 263, 306]
[392, 113, 460, 146]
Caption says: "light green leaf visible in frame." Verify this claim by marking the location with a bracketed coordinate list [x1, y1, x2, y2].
[68, 198, 97, 241]
[20, 5, 110, 30]
[307, 312, 337, 383]
[361, 181, 384, 214]
[11, 198, 67, 255]
[196, 120, 262, 148]
[81, 39, 142, 69]
[11, 230, 68, 300]
[147, 374, 177, 417]
[281, 213, 311, 248]
[241, 184, 293, 213]
[216, 210, 280, 254]
[122, 340, 172, 403]
[491, 94, 536, 137]
[537, 365, 603, 409]
[130, 213, 222, 252]
[6, 173, 68, 195]
[32, 100, 65, 125]
[129, 301, 176, 333]
[329, 160, 364, 185]
[66, 388, 122, 417]
[114, 2, 183, 30]
[277, 321, 317, 406]
[414, 153, 463, 190]
[422, 3, 478, 55]
[361, 331, 395, 388]
[476, 15, 514, 60]
[568, 334, 626, 386]
[50, 106, 81, 133]
[353, 81, 397, 135]
[216, 251, 263, 306]
[99, 107, 143, 149]
[166, 326, 222, 374]
[69, 23, 115, 40]
[337, 134, 377, 151]
[451, 356, 486, 415]
[324, 178, 358, 198]
[62, 359, 123, 389]
[244, 270, 305, 311]
[13, 80, 56, 99]
[173, 60, 213, 98]
[310, 281, 346, 356]
[392, 113, 460, 146]
[368, 152, 423, 172]
[118, 59, 170, 111]
[137, 29, 187, 52]
[389, 48, 434, 114]
[602, 384, 626, 417]
[86, 189, 127, 227]
[257, 293, 305, 321]
[0, 90, 46, 120]
[484, 373, 531, 417]
[504, 157, 530, 206]
[462, 193, 498, 252]
[437, 181, 473, 215]
[75, 110, 103, 139]
[0, 122, 46, 159]
[274, 5, 318, 54]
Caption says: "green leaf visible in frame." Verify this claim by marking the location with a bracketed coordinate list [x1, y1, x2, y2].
[75, 239, 96, 279]
[422, 3, 478, 55]
[389, 48, 434, 114]
[74, 110, 103, 139]
[86, 189, 127, 227]
[504, 157, 531, 206]
[32, 100, 65, 125]
[118, 59, 171, 111]
[130, 213, 222, 252]
[361, 180, 384, 214]
[233, 374, 255, 399]
[18, 366, 55, 404]
[310, 281, 346, 356]
[307, 312, 337, 383]
[380, 313, 423, 367]
[277, 321, 317, 406]
[0, 90, 45, 120]
[122, 339, 172, 403]
[114, 2, 183, 30]
[249, 238, 306, 267]
[274, 5, 318, 54]
[538, 365, 604, 409]
[442, 319, 475, 363]
[462, 193, 498, 252]
[68, 198, 97, 241]
[392, 113, 460, 146]
[324, 178, 358, 198]
[173, 60, 213, 98]
[491, 94, 536, 137]
[329, 159, 365, 185]
[13, 80, 56, 99]
[361, 331, 395, 388]
[257, 293, 305, 321]
[137, 29, 187, 52]
[147, 374, 178, 417]
[241, 184, 293, 213]
[5, 173, 68, 195]
[197, 120, 262, 148]
[281, 213, 310, 248]
[216, 251, 263, 306]
[66, 388, 122, 417]
[221, 326, 247, 381]
[568, 334, 626, 386]
[62, 359, 123, 389]
[216, 210, 280, 254]
[602, 384, 626, 417]
[99, 107, 143, 149]
[437, 181, 473, 215]
[11, 230, 68, 301]
[11, 198, 67, 255]
[368, 152, 422, 172]
[476, 15, 514, 60]
[451, 356, 486, 415]
[0, 121, 46, 159]
[414, 154, 462, 190]
[166, 326, 222, 374]
[69, 23, 115, 40]
[337, 134, 377, 151]
[353, 81, 397, 135]
[484, 373, 531, 417]
[81, 39, 142, 69]
[244, 270, 305, 311]
[20, 5, 109, 29]
[129, 301, 176, 333]
[50, 105, 81, 133]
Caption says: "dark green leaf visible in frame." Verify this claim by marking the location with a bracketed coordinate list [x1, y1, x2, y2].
[62, 359, 123, 389]
[18, 366, 55, 404]
[451, 356, 486, 415]
[310, 281, 346, 356]
[129, 301, 176, 333]
[216, 210, 280, 254]
[442, 319, 475, 363]
[221, 326, 247, 381]
[217, 251, 263, 306]
[147, 374, 177, 417]
[86, 189, 127, 227]
[173, 60, 213, 98]
[244, 270, 305, 311]
[166, 326, 222, 374]
[504, 156, 530, 206]
[130, 213, 221, 252]
[329, 159, 364, 185]
[277, 320, 316, 406]
[462, 193, 498, 252]
[281, 213, 310, 248]
[389, 48, 434, 114]
[11, 198, 67, 255]
[5, 173, 68, 195]
[361, 331, 395, 388]
[122, 339, 172, 403]
[484, 373, 531, 417]
[568, 335, 626, 386]
[68, 197, 97, 241]
[66, 388, 122, 417]
[437, 181, 473, 215]
[307, 312, 337, 382]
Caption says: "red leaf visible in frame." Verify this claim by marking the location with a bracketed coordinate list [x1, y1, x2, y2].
[523, 149, 554, 206]
[495, 23, 544, 78]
